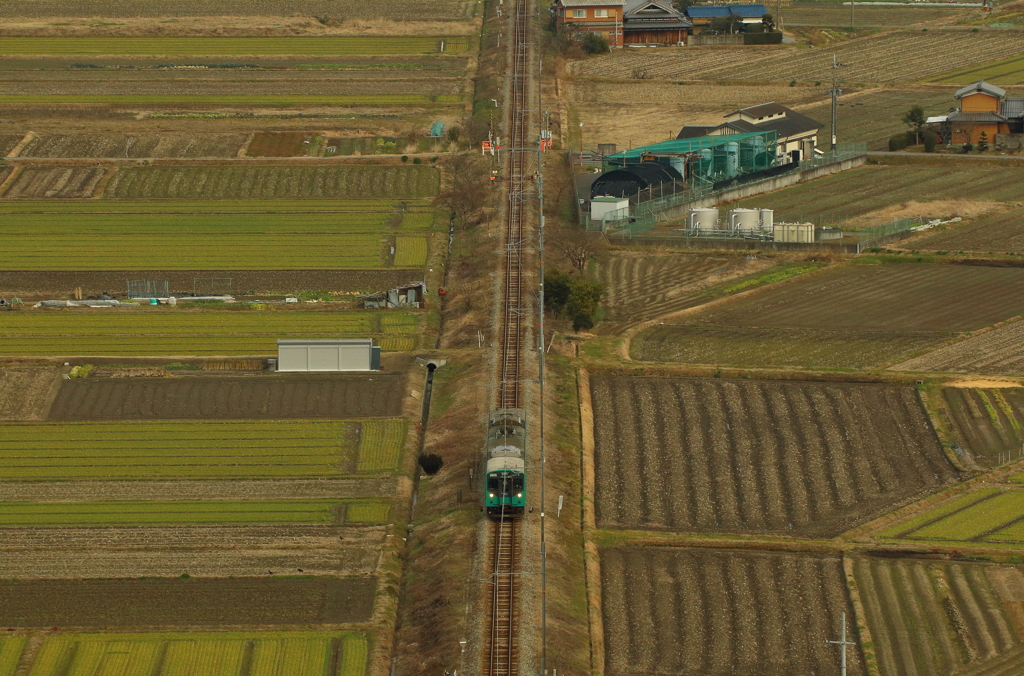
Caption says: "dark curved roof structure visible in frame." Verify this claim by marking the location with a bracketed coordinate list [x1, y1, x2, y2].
[590, 161, 682, 199]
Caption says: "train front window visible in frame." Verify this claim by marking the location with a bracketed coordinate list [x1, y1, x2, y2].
[488, 472, 522, 497]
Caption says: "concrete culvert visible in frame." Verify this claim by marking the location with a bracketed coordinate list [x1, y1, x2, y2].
[418, 453, 443, 475]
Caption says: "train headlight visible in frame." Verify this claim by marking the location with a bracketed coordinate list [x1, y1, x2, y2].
[489, 493, 495, 498]
[517, 493, 522, 498]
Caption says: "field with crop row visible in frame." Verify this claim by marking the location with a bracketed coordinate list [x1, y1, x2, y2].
[570, 31, 1024, 84]
[1, 166, 106, 198]
[1, 310, 421, 357]
[0, 37, 465, 56]
[0, 0, 473, 20]
[14, 632, 368, 676]
[0, 499, 392, 526]
[0, 366, 58, 421]
[394, 235, 429, 267]
[601, 548, 863, 676]
[942, 387, 1024, 465]
[0, 211, 434, 233]
[880, 489, 1024, 543]
[0, 418, 406, 479]
[102, 164, 440, 199]
[590, 374, 955, 536]
[595, 252, 739, 334]
[0, 199, 435, 214]
[929, 53, 1024, 85]
[735, 164, 1024, 219]
[633, 263, 1024, 369]
[853, 556, 1023, 676]
[800, 88, 955, 151]
[19, 132, 247, 158]
[1, 577, 376, 628]
[915, 206, 1024, 254]
[2, 94, 456, 106]
[893, 321, 1024, 375]
[783, 3, 967, 25]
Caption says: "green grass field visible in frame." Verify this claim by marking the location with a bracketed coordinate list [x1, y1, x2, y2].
[736, 163, 1024, 221]
[0, 638, 24, 676]
[22, 632, 366, 676]
[1, 94, 458, 106]
[879, 489, 1024, 543]
[929, 53, 1024, 85]
[394, 235, 429, 267]
[101, 165, 440, 200]
[0, 419, 408, 480]
[0, 199, 434, 215]
[0, 311, 420, 356]
[0, 37, 461, 56]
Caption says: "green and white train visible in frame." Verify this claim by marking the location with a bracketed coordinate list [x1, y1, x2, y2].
[485, 408, 526, 517]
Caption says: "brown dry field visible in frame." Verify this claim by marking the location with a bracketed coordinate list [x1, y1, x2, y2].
[915, 206, 1024, 254]
[2, 165, 107, 197]
[0, 577, 376, 627]
[49, 374, 406, 420]
[893, 321, 1024, 376]
[18, 132, 249, 159]
[942, 387, 1024, 465]
[0, 0, 474, 21]
[590, 374, 957, 536]
[595, 251, 776, 334]
[0, 269, 421, 295]
[0, 365, 58, 420]
[853, 555, 1024, 676]
[570, 81, 828, 149]
[601, 547, 865, 676]
[0, 478, 396, 502]
[0, 524, 386, 579]
[634, 264, 1024, 368]
[0, 133, 23, 155]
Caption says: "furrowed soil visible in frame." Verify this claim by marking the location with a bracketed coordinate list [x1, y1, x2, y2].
[893, 321, 1024, 376]
[601, 547, 865, 676]
[942, 387, 1024, 464]
[2, 165, 107, 198]
[49, 374, 405, 420]
[590, 374, 957, 536]
[0, 525, 386, 579]
[18, 133, 249, 158]
[595, 251, 772, 335]
[914, 206, 1024, 254]
[0, 366, 58, 420]
[0, 269, 422, 295]
[633, 264, 1024, 369]
[852, 555, 1024, 676]
[0, 577, 376, 627]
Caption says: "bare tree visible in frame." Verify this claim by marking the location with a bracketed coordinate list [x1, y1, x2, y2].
[434, 154, 489, 225]
[551, 227, 606, 274]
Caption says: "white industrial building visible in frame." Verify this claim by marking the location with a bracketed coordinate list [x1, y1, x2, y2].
[276, 338, 381, 372]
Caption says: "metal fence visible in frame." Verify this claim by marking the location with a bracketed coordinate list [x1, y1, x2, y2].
[126, 279, 169, 298]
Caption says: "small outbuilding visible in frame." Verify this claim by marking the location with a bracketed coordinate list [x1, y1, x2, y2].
[277, 338, 380, 372]
[590, 161, 682, 199]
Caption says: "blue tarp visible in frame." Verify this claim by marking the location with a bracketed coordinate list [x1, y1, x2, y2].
[428, 121, 446, 138]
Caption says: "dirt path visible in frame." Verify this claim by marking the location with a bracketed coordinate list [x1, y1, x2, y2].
[577, 367, 605, 676]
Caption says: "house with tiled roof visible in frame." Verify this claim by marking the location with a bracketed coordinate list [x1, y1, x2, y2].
[930, 81, 1024, 145]
[677, 102, 822, 162]
[553, 0, 692, 46]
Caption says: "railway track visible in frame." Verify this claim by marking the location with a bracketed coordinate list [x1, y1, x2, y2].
[487, 0, 532, 672]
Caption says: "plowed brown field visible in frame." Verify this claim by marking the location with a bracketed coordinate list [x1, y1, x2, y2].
[0, 524, 385, 579]
[853, 555, 1024, 676]
[892, 321, 1024, 375]
[590, 374, 957, 536]
[0, 365, 57, 420]
[3, 165, 107, 198]
[915, 206, 1024, 254]
[49, 374, 405, 420]
[19, 133, 248, 159]
[601, 547, 864, 676]
[0, 577, 375, 627]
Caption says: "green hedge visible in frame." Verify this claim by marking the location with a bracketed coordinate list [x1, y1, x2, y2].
[744, 32, 783, 45]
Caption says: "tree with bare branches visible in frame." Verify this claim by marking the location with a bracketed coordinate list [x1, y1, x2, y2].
[551, 227, 606, 274]
[434, 154, 489, 226]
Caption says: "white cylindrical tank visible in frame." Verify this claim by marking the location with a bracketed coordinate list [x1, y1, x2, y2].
[729, 208, 759, 231]
[724, 142, 739, 178]
[759, 208, 774, 231]
[688, 207, 718, 231]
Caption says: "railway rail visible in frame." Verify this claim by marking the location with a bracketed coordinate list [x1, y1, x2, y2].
[486, 0, 532, 672]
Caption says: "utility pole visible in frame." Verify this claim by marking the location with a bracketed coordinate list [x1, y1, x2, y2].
[850, 0, 855, 30]
[829, 53, 843, 151]
[827, 612, 856, 676]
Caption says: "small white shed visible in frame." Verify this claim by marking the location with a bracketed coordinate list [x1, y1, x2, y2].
[590, 196, 629, 222]
[276, 338, 380, 372]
